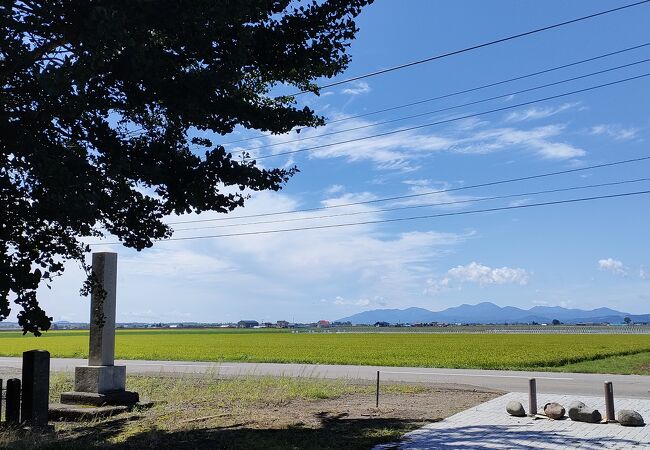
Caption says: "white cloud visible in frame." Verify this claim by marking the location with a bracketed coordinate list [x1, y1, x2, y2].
[332, 296, 387, 307]
[590, 124, 639, 141]
[81, 189, 469, 322]
[325, 184, 345, 195]
[598, 258, 626, 275]
[446, 262, 529, 286]
[640, 266, 647, 279]
[424, 276, 451, 294]
[120, 249, 235, 279]
[425, 262, 529, 294]
[505, 103, 580, 123]
[341, 81, 371, 96]
[533, 141, 585, 159]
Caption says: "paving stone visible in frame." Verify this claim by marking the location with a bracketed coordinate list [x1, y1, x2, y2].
[377, 393, 650, 449]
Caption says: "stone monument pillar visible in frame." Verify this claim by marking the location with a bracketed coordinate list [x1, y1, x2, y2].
[61, 252, 138, 406]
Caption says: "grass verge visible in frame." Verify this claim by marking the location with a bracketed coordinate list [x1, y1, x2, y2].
[538, 351, 650, 375]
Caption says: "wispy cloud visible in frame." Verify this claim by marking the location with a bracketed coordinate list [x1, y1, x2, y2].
[450, 124, 585, 160]
[341, 81, 371, 96]
[325, 184, 345, 195]
[505, 103, 580, 123]
[396, 179, 479, 209]
[331, 295, 388, 307]
[233, 99, 590, 170]
[590, 124, 639, 141]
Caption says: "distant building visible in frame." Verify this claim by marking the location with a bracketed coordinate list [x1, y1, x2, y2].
[237, 320, 259, 328]
[276, 320, 290, 328]
[374, 321, 390, 327]
[317, 320, 330, 328]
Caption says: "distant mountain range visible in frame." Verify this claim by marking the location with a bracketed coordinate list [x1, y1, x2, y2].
[336, 302, 650, 325]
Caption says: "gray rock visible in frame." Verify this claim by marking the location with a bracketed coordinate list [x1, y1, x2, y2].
[506, 400, 526, 417]
[618, 410, 645, 427]
[544, 402, 565, 419]
[568, 401, 602, 423]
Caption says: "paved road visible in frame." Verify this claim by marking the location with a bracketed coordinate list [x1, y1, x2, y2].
[1, 357, 649, 398]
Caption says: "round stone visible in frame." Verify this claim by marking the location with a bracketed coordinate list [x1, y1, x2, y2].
[544, 402, 565, 419]
[618, 410, 645, 427]
[506, 400, 526, 417]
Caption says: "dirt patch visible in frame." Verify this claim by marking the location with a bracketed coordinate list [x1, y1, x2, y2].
[200, 385, 499, 431]
[637, 363, 650, 373]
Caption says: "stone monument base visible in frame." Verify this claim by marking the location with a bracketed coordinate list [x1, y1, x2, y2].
[74, 365, 126, 393]
[60, 390, 140, 407]
[60, 364, 139, 407]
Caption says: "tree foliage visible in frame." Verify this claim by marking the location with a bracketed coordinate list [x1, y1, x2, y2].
[0, 0, 371, 334]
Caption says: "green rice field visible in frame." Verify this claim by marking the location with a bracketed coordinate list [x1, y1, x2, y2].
[2, 328, 650, 373]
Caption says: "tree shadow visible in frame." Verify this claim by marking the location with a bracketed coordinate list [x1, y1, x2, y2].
[391, 423, 643, 449]
[38, 413, 429, 450]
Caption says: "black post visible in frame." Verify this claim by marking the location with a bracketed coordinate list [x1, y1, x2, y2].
[21, 350, 51, 427]
[528, 378, 537, 416]
[6, 378, 21, 424]
[376, 370, 380, 408]
[604, 381, 615, 422]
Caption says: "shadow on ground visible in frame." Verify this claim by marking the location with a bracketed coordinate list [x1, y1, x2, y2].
[391, 424, 642, 449]
[34, 413, 430, 450]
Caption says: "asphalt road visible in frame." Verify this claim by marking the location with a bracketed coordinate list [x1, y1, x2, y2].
[1, 357, 649, 398]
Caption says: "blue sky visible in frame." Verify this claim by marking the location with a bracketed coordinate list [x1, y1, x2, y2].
[25, 0, 650, 324]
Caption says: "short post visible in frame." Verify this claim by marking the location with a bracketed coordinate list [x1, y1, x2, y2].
[528, 378, 537, 416]
[21, 350, 50, 427]
[604, 381, 615, 422]
[6, 378, 21, 424]
[376, 370, 380, 408]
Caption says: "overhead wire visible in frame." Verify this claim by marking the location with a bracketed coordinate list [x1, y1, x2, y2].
[171, 178, 650, 232]
[219, 41, 650, 146]
[167, 155, 650, 224]
[290, 0, 650, 95]
[91, 190, 650, 244]
[237, 58, 650, 153]
[250, 72, 650, 160]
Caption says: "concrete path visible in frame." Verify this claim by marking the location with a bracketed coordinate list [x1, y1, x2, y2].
[380, 392, 650, 449]
[1, 357, 649, 397]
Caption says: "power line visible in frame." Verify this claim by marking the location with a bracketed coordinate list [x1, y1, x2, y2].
[290, 0, 650, 95]
[91, 190, 650, 244]
[251, 72, 650, 160]
[166, 155, 650, 224]
[219, 41, 650, 146]
[239, 58, 650, 153]
[171, 178, 650, 232]
[326, 43, 650, 124]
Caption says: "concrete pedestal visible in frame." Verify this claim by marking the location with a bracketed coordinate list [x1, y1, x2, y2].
[74, 365, 126, 394]
[60, 390, 139, 407]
